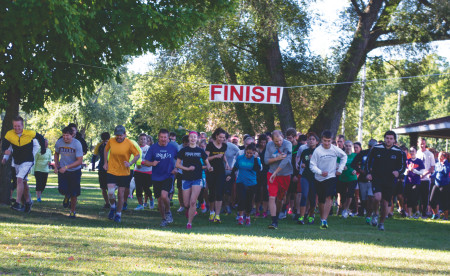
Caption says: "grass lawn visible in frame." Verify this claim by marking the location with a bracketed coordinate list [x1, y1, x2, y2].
[0, 171, 449, 275]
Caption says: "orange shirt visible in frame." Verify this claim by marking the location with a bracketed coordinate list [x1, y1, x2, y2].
[104, 138, 139, 176]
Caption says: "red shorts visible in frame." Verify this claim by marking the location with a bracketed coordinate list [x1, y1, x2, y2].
[267, 172, 291, 201]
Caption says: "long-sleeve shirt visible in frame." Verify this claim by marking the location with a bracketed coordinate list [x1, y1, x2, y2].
[310, 144, 347, 182]
[432, 160, 450, 187]
[2, 129, 46, 165]
[264, 140, 293, 176]
[367, 143, 406, 179]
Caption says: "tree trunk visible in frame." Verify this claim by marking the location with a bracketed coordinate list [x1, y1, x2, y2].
[309, 0, 385, 136]
[0, 87, 20, 205]
[262, 32, 296, 133]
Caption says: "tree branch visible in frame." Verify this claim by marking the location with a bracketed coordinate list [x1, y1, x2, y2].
[369, 33, 450, 50]
[351, 0, 364, 17]
[370, 0, 401, 40]
[229, 42, 256, 55]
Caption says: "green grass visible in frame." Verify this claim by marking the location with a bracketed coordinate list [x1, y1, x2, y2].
[0, 171, 449, 275]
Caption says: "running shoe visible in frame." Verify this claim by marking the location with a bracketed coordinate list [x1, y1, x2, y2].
[341, 209, 349, 219]
[413, 212, 420, 219]
[250, 208, 256, 215]
[245, 216, 251, 226]
[122, 202, 128, 211]
[143, 203, 149, 208]
[166, 212, 174, 223]
[114, 214, 121, 223]
[177, 206, 185, 213]
[108, 208, 116, 220]
[11, 202, 24, 212]
[308, 216, 315, 225]
[268, 222, 278, 229]
[431, 214, 440, 220]
[160, 219, 169, 227]
[186, 223, 192, 230]
[262, 212, 268, 218]
[209, 212, 215, 221]
[378, 223, 385, 231]
[237, 216, 244, 225]
[201, 203, 206, 211]
[69, 211, 76, 219]
[297, 216, 305, 225]
[365, 217, 371, 225]
[255, 212, 261, 217]
[400, 209, 406, 217]
[320, 220, 328, 229]
[202, 206, 209, 214]
[37, 197, 42, 203]
[149, 200, 155, 209]
[63, 197, 70, 208]
[278, 211, 287, 220]
[134, 204, 144, 211]
[371, 215, 378, 227]
[24, 202, 32, 213]
[214, 215, 221, 223]
[387, 213, 394, 218]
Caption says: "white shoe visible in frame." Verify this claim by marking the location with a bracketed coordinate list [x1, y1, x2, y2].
[134, 205, 144, 211]
[177, 206, 185, 213]
[342, 209, 349, 219]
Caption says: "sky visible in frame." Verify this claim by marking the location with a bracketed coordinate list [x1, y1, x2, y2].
[127, 0, 449, 74]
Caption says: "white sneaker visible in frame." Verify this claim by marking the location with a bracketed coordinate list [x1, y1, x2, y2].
[166, 212, 174, 223]
[177, 206, 185, 213]
[134, 204, 144, 211]
[342, 209, 349, 219]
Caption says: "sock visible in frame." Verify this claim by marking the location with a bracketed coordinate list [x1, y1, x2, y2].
[110, 203, 116, 209]
[116, 212, 121, 217]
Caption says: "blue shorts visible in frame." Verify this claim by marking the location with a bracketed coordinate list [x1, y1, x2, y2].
[182, 179, 202, 190]
[58, 169, 82, 197]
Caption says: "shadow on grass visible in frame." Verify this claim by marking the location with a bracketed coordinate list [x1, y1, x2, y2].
[2, 177, 450, 252]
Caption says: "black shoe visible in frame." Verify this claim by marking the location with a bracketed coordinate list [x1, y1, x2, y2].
[11, 202, 25, 212]
[24, 202, 32, 213]
[123, 202, 128, 211]
[63, 197, 69, 208]
[10, 198, 16, 205]
[268, 222, 278, 229]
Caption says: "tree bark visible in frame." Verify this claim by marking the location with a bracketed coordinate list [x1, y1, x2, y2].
[0, 86, 20, 205]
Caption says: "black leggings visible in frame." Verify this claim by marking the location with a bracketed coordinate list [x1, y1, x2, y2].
[430, 185, 450, 211]
[134, 171, 152, 199]
[237, 183, 257, 214]
[206, 172, 226, 202]
[419, 181, 430, 214]
[35, 171, 48, 192]
[405, 183, 419, 208]
[255, 172, 269, 203]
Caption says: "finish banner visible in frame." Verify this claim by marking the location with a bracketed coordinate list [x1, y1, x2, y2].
[209, 84, 284, 104]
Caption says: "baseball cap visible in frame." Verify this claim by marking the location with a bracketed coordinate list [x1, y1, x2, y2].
[114, 125, 126, 135]
[368, 139, 377, 147]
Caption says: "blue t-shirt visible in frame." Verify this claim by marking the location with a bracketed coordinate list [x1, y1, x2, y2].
[144, 143, 178, 181]
[234, 155, 261, 186]
[176, 146, 207, 181]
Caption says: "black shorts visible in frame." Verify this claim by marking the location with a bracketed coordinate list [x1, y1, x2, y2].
[372, 176, 396, 201]
[315, 177, 337, 204]
[176, 173, 183, 190]
[106, 173, 132, 188]
[98, 170, 107, 189]
[58, 169, 82, 197]
[153, 177, 173, 198]
[394, 178, 404, 196]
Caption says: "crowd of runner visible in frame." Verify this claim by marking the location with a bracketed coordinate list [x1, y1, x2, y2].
[2, 116, 449, 231]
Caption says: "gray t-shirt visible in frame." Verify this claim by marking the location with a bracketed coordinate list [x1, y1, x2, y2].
[225, 142, 240, 174]
[264, 140, 293, 176]
[55, 138, 83, 171]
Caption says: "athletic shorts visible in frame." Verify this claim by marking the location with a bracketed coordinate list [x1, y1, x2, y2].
[13, 161, 33, 180]
[315, 177, 337, 204]
[358, 181, 373, 201]
[58, 169, 82, 197]
[267, 172, 291, 201]
[182, 179, 202, 190]
[394, 179, 404, 196]
[106, 173, 131, 188]
[372, 176, 396, 202]
[288, 174, 301, 194]
[153, 178, 173, 198]
[98, 170, 107, 190]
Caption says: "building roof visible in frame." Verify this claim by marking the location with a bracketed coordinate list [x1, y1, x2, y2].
[393, 116, 450, 139]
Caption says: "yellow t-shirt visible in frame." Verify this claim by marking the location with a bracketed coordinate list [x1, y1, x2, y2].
[104, 138, 139, 176]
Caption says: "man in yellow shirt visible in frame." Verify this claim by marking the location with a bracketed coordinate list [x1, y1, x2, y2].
[103, 125, 140, 222]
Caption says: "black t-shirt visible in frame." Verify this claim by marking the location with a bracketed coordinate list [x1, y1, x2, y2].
[176, 146, 208, 180]
[206, 142, 227, 173]
[300, 147, 316, 181]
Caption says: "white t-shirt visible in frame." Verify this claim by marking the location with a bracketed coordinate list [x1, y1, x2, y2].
[416, 149, 435, 181]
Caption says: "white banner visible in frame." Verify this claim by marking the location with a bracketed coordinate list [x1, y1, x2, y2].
[209, 84, 284, 104]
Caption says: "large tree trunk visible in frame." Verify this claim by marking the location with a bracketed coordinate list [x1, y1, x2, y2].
[262, 33, 296, 133]
[0, 87, 20, 205]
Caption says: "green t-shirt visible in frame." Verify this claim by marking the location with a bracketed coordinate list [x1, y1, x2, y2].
[33, 148, 52, 173]
[339, 152, 357, 182]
